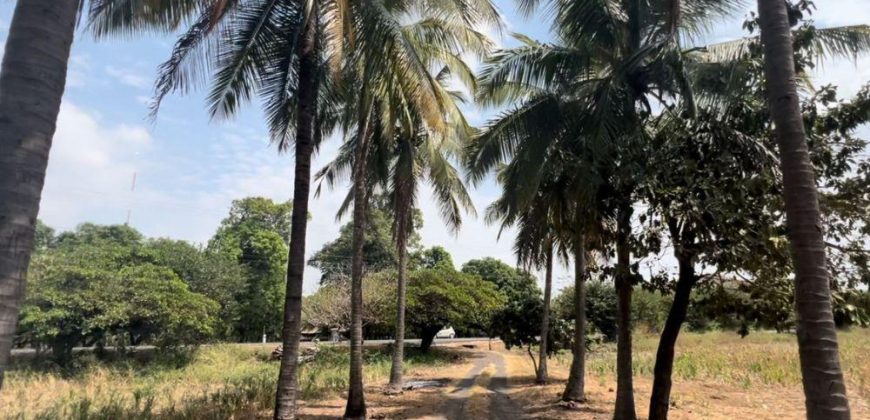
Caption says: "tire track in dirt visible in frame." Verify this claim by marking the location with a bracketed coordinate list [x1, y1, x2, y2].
[439, 350, 525, 419]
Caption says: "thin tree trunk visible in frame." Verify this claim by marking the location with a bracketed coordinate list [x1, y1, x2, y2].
[757, 1, 850, 418]
[274, 11, 318, 420]
[536, 243, 553, 384]
[388, 228, 408, 390]
[344, 100, 373, 420]
[562, 236, 587, 402]
[614, 205, 636, 420]
[648, 254, 696, 420]
[0, 0, 78, 389]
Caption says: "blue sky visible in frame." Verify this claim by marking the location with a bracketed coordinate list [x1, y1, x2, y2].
[1, 0, 868, 294]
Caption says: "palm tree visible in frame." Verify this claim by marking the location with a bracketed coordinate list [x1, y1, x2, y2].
[756, 0, 851, 417]
[323, 3, 499, 417]
[141, 3, 339, 417]
[477, 141, 594, 385]
[0, 0, 79, 389]
[317, 110, 478, 392]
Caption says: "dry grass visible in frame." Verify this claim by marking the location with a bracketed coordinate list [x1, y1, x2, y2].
[0, 344, 457, 419]
[508, 328, 870, 419]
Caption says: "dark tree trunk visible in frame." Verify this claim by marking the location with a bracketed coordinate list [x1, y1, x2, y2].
[614, 205, 636, 420]
[536, 243, 554, 384]
[757, 1, 850, 418]
[420, 328, 438, 353]
[0, 0, 78, 389]
[273, 10, 318, 420]
[50, 335, 75, 368]
[648, 254, 697, 420]
[344, 100, 373, 420]
[388, 223, 409, 389]
[562, 236, 587, 402]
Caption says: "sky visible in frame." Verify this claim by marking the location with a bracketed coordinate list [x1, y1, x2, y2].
[0, 0, 868, 295]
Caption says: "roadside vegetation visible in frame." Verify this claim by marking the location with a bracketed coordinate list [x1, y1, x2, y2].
[1, 345, 456, 419]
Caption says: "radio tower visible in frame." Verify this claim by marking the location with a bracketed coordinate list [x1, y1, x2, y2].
[125, 171, 137, 226]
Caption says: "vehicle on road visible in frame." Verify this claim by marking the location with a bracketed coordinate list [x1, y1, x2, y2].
[435, 327, 456, 339]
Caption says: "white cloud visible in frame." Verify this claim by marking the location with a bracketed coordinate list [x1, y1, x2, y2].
[39, 102, 152, 229]
[105, 65, 150, 89]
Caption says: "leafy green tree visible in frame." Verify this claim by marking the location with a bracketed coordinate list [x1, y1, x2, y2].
[33, 220, 56, 251]
[462, 258, 543, 342]
[147, 239, 246, 339]
[209, 197, 292, 341]
[19, 247, 217, 367]
[554, 282, 606, 340]
[411, 246, 457, 271]
[406, 268, 504, 353]
[308, 204, 404, 284]
[0, 0, 190, 386]
[55, 223, 144, 248]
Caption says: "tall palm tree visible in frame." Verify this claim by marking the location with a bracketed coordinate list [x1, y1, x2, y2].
[0, 0, 79, 389]
[323, 3, 499, 417]
[140, 3, 338, 417]
[317, 109, 478, 392]
[478, 142, 592, 385]
[756, 0, 851, 417]
[0, 0, 202, 388]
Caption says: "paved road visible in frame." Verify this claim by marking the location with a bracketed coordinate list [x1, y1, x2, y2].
[10, 337, 491, 359]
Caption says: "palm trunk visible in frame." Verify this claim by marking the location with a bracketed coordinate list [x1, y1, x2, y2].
[344, 101, 373, 420]
[648, 253, 696, 420]
[388, 227, 409, 390]
[614, 205, 636, 420]
[0, 0, 78, 389]
[535, 243, 553, 384]
[273, 11, 318, 420]
[562, 236, 587, 402]
[757, 1, 850, 418]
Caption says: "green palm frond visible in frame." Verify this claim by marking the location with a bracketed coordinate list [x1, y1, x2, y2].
[476, 38, 599, 106]
[149, 1, 243, 118]
[88, 0, 206, 37]
[703, 24, 870, 63]
[206, 0, 296, 119]
[466, 94, 562, 185]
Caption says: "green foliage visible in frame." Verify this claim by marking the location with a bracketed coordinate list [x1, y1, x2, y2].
[308, 204, 404, 284]
[410, 246, 455, 271]
[20, 244, 218, 366]
[33, 219, 55, 250]
[54, 223, 144, 248]
[461, 258, 544, 348]
[406, 268, 504, 351]
[146, 239, 246, 339]
[208, 197, 292, 341]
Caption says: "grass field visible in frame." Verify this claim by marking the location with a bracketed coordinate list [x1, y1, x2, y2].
[571, 329, 869, 395]
[2, 329, 868, 419]
[0, 344, 455, 419]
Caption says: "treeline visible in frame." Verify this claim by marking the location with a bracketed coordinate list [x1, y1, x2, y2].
[17, 197, 295, 364]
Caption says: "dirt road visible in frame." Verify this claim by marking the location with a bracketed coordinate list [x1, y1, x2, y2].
[440, 350, 525, 419]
